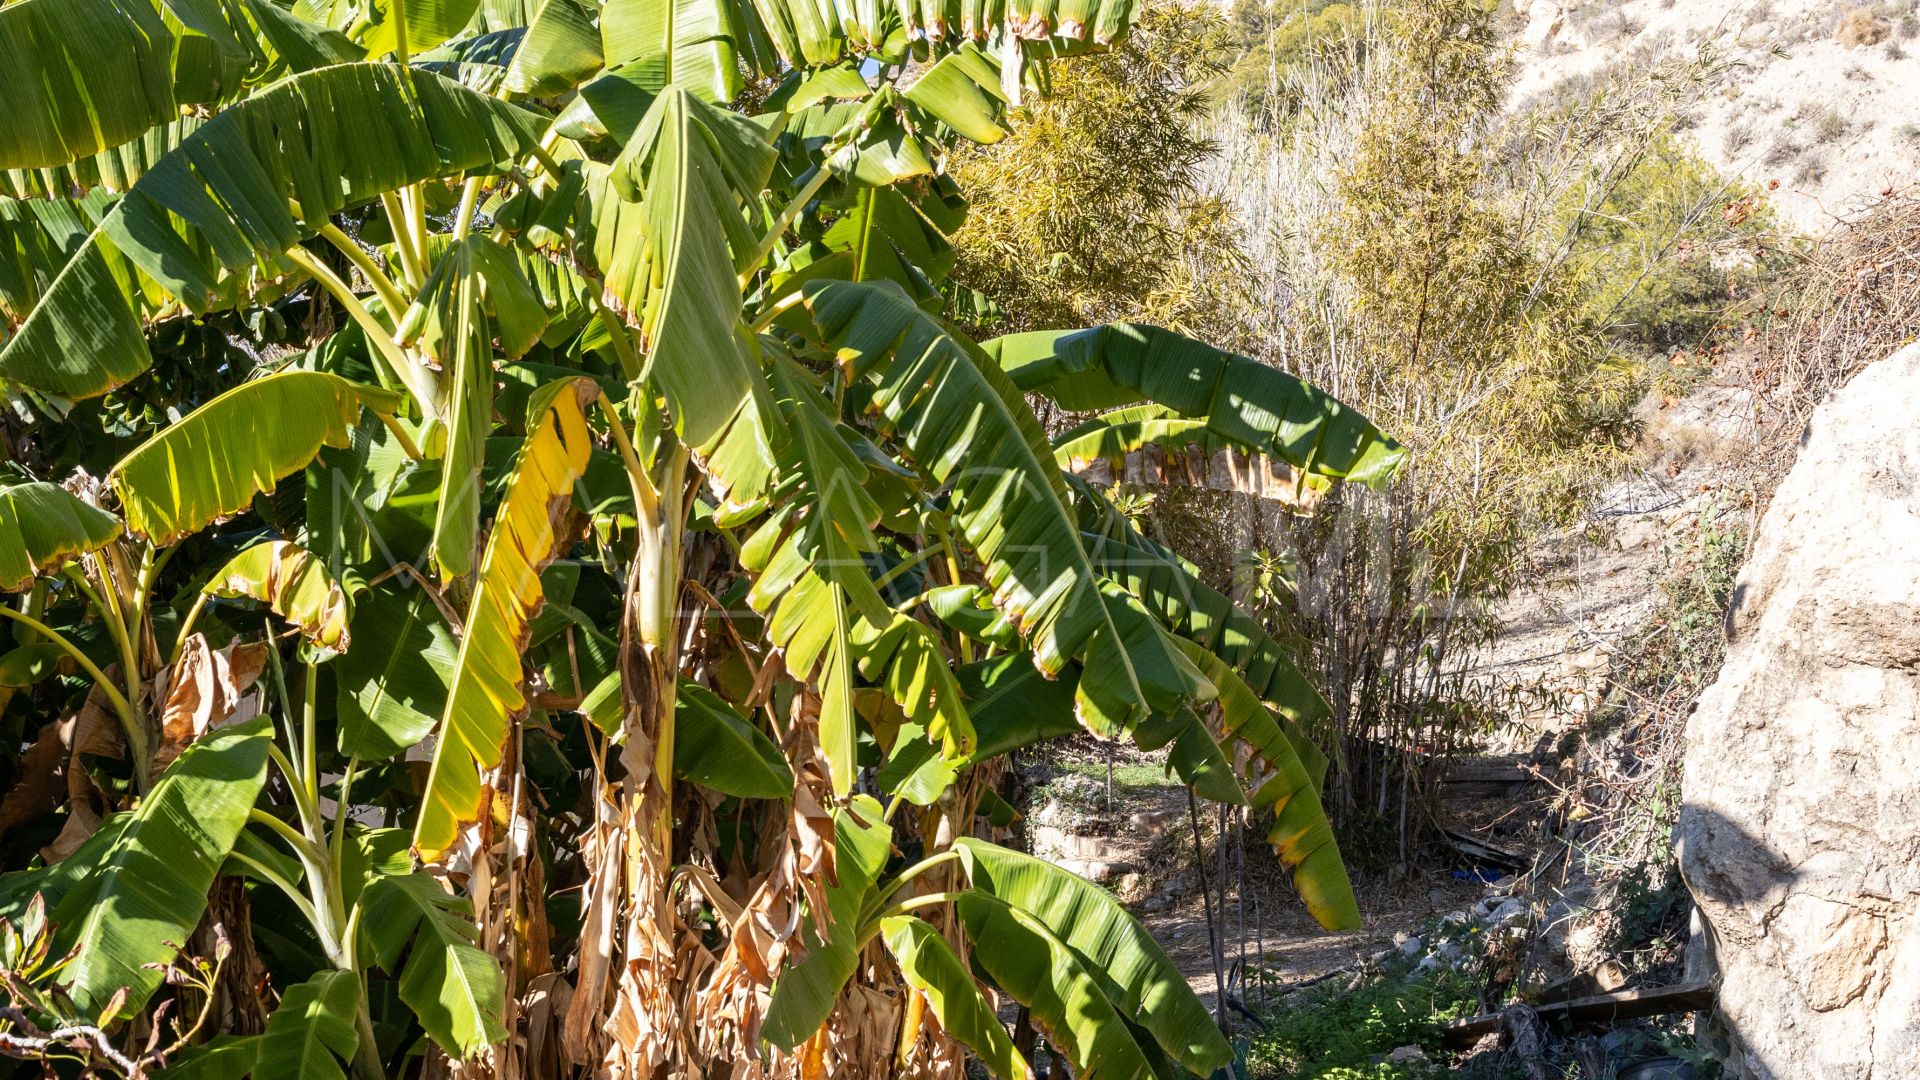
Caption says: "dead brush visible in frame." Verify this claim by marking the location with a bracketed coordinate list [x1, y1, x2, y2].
[1746, 186, 1920, 485]
[1834, 6, 1891, 46]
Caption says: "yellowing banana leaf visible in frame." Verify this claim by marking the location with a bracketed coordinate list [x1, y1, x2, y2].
[955, 838, 1232, 1076]
[109, 370, 405, 547]
[0, 64, 543, 401]
[202, 540, 352, 649]
[414, 376, 600, 863]
[1169, 638, 1359, 932]
[0, 482, 125, 592]
[984, 322, 1407, 489]
[801, 279, 1150, 730]
[881, 915, 1031, 1080]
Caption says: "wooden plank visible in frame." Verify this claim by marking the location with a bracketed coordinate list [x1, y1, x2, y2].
[1441, 984, 1717, 1048]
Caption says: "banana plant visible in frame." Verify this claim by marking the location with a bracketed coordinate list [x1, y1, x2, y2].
[0, 0, 1407, 1076]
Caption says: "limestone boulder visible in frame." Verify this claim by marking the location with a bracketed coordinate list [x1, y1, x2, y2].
[1678, 343, 1920, 1078]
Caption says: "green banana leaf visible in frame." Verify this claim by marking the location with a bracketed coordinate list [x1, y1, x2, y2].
[742, 358, 892, 792]
[955, 838, 1232, 1076]
[336, 583, 458, 760]
[503, 0, 604, 95]
[983, 322, 1407, 489]
[357, 871, 507, 1058]
[673, 679, 793, 799]
[414, 377, 601, 862]
[0, 63, 543, 401]
[299, 0, 483, 57]
[156, 1035, 264, 1079]
[1078, 503, 1330, 785]
[853, 614, 974, 760]
[1169, 640, 1360, 932]
[880, 915, 1030, 1080]
[202, 540, 352, 649]
[0, 481, 125, 592]
[580, 87, 777, 509]
[52, 716, 273, 1021]
[109, 370, 405, 547]
[256, 969, 361, 1080]
[600, 0, 743, 104]
[0, 0, 181, 172]
[955, 890, 1159, 1080]
[800, 279, 1152, 731]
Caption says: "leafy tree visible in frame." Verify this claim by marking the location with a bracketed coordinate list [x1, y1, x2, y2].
[0, 0, 1404, 1075]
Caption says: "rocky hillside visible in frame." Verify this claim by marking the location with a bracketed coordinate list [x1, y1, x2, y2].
[1510, 0, 1920, 234]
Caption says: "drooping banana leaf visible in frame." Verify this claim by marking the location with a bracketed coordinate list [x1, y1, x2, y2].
[853, 614, 974, 760]
[1132, 704, 1244, 806]
[0, 117, 211, 201]
[336, 583, 458, 760]
[0, 482, 125, 592]
[900, 42, 1009, 144]
[955, 837, 1233, 1076]
[880, 915, 1031, 1080]
[672, 679, 793, 799]
[202, 540, 352, 649]
[51, 716, 273, 1021]
[954, 891, 1160, 1080]
[600, 0, 743, 104]
[740, 358, 894, 793]
[297, 0, 484, 56]
[983, 322, 1407, 489]
[356, 871, 507, 1058]
[1077, 492, 1330, 784]
[0, 64, 544, 401]
[503, 0, 603, 96]
[109, 370, 405, 547]
[414, 377, 600, 862]
[1168, 640, 1359, 932]
[577, 87, 777, 508]
[800, 279, 1151, 731]
[255, 969, 361, 1080]
[747, 555, 861, 794]
[762, 794, 892, 1050]
[0, 0, 187, 172]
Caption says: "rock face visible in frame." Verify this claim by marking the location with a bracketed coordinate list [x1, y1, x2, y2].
[1678, 343, 1920, 1079]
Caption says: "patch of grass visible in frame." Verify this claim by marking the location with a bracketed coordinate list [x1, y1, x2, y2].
[1054, 759, 1178, 793]
[1245, 959, 1502, 1080]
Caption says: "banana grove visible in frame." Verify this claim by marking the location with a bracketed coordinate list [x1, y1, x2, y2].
[0, 0, 1404, 1076]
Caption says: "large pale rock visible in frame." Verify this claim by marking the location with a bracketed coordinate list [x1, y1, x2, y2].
[1679, 343, 1920, 1079]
